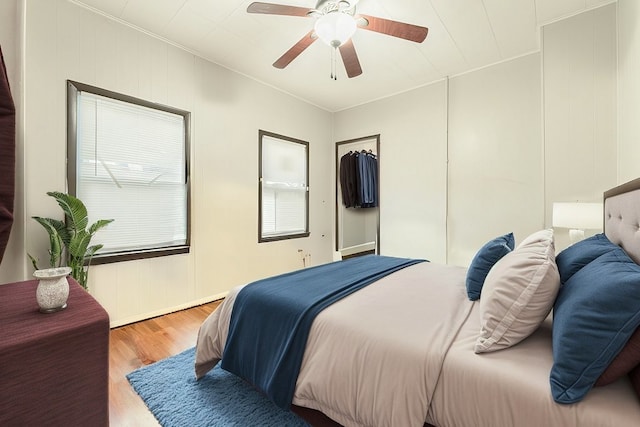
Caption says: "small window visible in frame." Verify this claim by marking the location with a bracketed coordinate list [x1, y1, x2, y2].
[67, 80, 190, 264]
[259, 130, 309, 242]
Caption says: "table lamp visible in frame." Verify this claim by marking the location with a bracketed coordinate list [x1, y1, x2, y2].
[552, 202, 603, 244]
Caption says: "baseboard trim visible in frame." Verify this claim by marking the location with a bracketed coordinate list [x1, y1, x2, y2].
[109, 291, 228, 328]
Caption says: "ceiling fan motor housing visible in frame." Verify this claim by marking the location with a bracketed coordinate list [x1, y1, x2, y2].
[314, 0, 358, 15]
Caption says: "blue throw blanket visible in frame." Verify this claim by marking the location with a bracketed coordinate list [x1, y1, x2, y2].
[221, 255, 425, 409]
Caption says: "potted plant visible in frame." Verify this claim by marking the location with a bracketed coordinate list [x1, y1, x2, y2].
[29, 191, 114, 290]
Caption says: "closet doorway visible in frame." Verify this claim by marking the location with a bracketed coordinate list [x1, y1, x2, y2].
[335, 135, 380, 259]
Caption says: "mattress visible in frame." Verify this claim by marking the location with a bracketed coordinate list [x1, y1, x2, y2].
[427, 305, 640, 427]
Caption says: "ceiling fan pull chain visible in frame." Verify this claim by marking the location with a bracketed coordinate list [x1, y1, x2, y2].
[330, 47, 333, 79]
[330, 47, 335, 80]
[333, 47, 338, 80]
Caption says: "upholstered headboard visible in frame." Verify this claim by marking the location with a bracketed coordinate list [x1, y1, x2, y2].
[604, 177, 640, 265]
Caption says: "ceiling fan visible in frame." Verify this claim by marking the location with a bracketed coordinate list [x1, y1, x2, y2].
[247, 0, 428, 79]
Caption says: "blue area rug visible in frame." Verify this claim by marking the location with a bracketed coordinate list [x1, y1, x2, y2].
[126, 347, 308, 427]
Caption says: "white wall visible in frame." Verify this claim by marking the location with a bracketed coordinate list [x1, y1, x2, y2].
[448, 53, 543, 266]
[543, 3, 617, 198]
[618, 0, 640, 183]
[7, 0, 333, 326]
[333, 83, 449, 263]
[334, 4, 618, 266]
[334, 53, 544, 268]
[543, 4, 617, 250]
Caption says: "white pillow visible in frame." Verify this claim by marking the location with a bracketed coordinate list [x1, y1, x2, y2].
[475, 229, 560, 353]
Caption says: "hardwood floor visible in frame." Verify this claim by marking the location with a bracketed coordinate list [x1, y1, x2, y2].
[109, 300, 222, 426]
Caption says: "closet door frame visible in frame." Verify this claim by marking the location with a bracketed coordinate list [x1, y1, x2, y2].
[335, 134, 380, 254]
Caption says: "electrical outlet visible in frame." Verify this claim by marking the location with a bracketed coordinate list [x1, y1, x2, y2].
[298, 249, 311, 268]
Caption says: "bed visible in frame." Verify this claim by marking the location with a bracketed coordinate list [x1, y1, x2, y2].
[195, 177, 640, 427]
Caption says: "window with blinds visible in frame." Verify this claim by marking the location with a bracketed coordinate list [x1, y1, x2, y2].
[259, 130, 309, 242]
[67, 81, 190, 263]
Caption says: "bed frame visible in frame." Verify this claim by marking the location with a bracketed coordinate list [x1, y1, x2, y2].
[604, 176, 640, 264]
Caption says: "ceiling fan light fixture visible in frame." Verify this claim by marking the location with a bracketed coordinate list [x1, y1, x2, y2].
[314, 12, 357, 48]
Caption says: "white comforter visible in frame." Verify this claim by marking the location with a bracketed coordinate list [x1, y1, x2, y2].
[195, 262, 473, 427]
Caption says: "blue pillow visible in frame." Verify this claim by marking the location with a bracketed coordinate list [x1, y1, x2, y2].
[465, 232, 515, 301]
[550, 247, 640, 404]
[555, 233, 618, 284]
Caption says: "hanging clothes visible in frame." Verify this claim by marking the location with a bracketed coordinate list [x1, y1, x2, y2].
[358, 151, 378, 208]
[339, 151, 358, 208]
[339, 150, 378, 208]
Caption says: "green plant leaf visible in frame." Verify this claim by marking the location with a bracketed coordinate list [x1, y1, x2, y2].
[47, 191, 89, 231]
[69, 259, 87, 290]
[31, 192, 114, 290]
[68, 229, 91, 259]
[28, 253, 40, 271]
[85, 244, 103, 259]
[31, 216, 64, 267]
[88, 219, 114, 235]
[48, 217, 71, 248]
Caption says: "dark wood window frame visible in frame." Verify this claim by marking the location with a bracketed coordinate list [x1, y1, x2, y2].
[258, 130, 310, 243]
[67, 80, 191, 265]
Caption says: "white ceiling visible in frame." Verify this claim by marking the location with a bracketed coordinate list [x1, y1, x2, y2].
[71, 0, 616, 112]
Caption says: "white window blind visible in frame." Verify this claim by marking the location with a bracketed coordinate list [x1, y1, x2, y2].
[260, 134, 308, 240]
[74, 90, 188, 255]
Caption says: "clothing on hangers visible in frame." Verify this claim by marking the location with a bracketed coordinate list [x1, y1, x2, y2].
[339, 150, 378, 208]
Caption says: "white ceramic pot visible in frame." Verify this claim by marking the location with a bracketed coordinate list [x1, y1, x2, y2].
[34, 267, 72, 313]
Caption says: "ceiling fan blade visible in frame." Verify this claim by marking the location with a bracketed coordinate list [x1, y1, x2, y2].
[339, 39, 362, 78]
[247, 2, 313, 17]
[357, 14, 428, 43]
[273, 30, 317, 69]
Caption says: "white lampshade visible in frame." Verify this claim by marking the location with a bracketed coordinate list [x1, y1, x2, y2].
[314, 12, 357, 48]
[552, 202, 603, 230]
